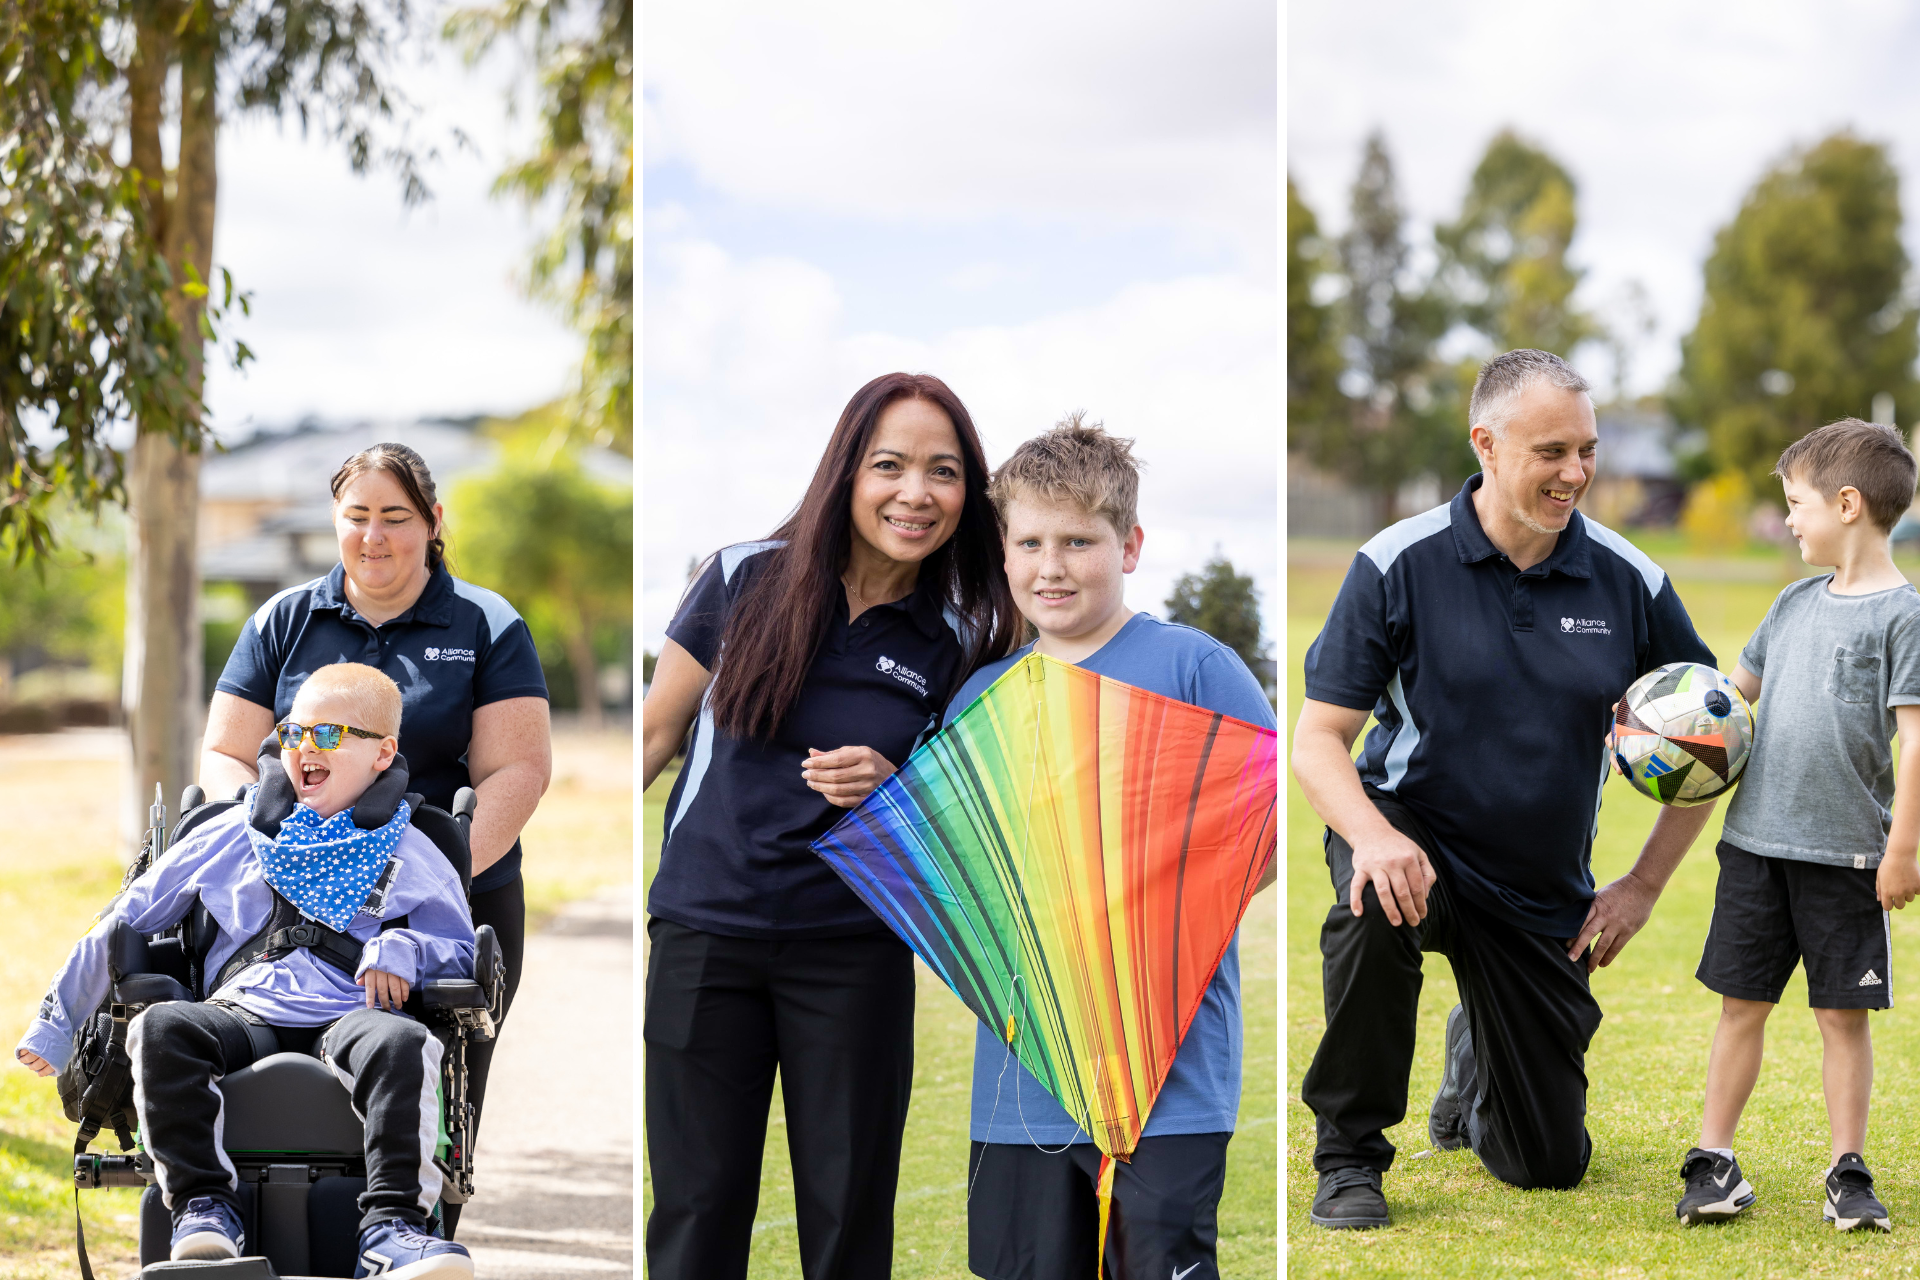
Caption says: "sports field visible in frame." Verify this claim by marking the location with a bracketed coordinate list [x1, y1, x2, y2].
[0, 726, 633, 1280]
[1286, 542, 1920, 1278]
[642, 750, 1280, 1276]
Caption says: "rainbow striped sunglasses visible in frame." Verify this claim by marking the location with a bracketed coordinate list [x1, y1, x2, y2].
[276, 721, 386, 751]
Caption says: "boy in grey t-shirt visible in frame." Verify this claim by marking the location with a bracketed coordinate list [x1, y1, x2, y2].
[1674, 420, 1920, 1234]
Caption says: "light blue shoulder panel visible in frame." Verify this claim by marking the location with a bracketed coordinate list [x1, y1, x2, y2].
[1359, 503, 1453, 574]
[450, 578, 527, 644]
[1580, 515, 1667, 597]
[719, 540, 785, 583]
[249, 579, 325, 635]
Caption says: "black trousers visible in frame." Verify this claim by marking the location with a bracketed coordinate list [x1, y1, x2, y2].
[965, 1133, 1230, 1280]
[441, 873, 524, 1240]
[128, 1001, 444, 1231]
[643, 917, 916, 1280]
[1300, 791, 1602, 1190]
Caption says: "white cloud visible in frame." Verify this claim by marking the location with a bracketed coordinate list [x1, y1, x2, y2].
[642, 238, 1277, 651]
[1289, 0, 1920, 394]
[645, 0, 1277, 274]
[200, 44, 580, 434]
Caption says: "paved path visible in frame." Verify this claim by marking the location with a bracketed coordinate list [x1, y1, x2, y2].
[457, 886, 633, 1278]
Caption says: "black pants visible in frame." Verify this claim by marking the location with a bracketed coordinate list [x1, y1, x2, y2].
[643, 918, 916, 1280]
[462, 874, 526, 1138]
[128, 1001, 444, 1231]
[1300, 792, 1602, 1190]
[965, 1133, 1230, 1280]
[439, 873, 524, 1240]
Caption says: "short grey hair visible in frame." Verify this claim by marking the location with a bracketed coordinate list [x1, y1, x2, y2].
[1469, 349, 1591, 437]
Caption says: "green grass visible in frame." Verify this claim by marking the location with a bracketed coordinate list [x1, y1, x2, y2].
[643, 755, 1279, 1276]
[1286, 555, 1920, 1277]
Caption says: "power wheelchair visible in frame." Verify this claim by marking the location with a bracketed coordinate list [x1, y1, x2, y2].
[64, 738, 505, 1279]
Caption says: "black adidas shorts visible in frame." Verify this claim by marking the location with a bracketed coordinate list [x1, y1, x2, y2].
[1697, 840, 1891, 1009]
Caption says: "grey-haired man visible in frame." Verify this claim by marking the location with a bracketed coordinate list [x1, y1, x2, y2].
[1293, 350, 1720, 1226]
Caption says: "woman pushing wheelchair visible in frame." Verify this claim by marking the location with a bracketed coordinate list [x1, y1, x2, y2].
[18, 663, 478, 1277]
[197, 440, 552, 1242]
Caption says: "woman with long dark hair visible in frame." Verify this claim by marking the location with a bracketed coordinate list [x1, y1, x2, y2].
[642, 373, 1019, 1279]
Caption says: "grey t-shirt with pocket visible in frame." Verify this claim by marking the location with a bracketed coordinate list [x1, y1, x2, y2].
[1722, 575, 1920, 867]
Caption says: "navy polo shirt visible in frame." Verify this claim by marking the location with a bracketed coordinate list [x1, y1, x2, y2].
[1303, 476, 1715, 936]
[215, 564, 550, 893]
[651, 541, 969, 939]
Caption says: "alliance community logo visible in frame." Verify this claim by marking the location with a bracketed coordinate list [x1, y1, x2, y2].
[1560, 617, 1611, 635]
[424, 646, 477, 662]
[876, 655, 928, 695]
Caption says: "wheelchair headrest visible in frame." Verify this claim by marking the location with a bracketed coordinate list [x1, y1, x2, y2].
[252, 734, 412, 837]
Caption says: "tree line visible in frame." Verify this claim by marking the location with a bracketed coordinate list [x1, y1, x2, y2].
[1290, 127, 1920, 521]
[2, 0, 631, 815]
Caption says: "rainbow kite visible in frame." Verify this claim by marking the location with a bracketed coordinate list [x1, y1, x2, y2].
[811, 652, 1278, 1271]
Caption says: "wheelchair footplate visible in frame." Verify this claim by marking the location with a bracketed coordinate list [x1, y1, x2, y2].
[139, 1261, 287, 1279]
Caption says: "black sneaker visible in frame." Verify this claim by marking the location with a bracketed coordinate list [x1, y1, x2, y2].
[1675, 1148, 1755, 1225]
[1428, 1003, 1475, 1151]
[1309, 1166, 1390, 1230]
[1826, 1153, 1891, 1231]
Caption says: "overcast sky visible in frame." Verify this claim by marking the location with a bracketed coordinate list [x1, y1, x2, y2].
[1289, 0, 1920, 400]
[643, 0, 1279, 653]
[200, 24, 579, 439]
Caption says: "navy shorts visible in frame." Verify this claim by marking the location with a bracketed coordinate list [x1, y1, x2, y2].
[1697, 840, 1891, 1009]
[966, 1133, 1229, 1280]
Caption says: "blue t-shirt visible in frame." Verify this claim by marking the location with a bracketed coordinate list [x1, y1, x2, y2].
[215, 564, 549, 893]
[946, 612, 1275, 1144]
[1303, 476, 1715, 935]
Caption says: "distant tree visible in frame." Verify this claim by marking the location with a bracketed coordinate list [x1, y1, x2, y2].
[453, 441, 632, 731]
[1164, 556, 1271, 697]
[1292, 132, 1461, 525]
[0, 528, 124, 697]
[448, 0, 632, 455]
[1673, 132, 1920, 492]
[3, 0, 433, 831]
[1436, 130, 1596, 357]
[1287, 176, 1343, 443]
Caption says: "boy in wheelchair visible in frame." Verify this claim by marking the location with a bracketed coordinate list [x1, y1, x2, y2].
[15, 663, 478, 1279]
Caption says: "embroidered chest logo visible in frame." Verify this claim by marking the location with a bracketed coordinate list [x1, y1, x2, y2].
[1561, 617, 1611, 635]
[423, 646, 476, 662]
[877, 655, 928, 695]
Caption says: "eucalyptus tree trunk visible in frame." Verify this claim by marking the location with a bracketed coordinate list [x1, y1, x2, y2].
[123, 5, 216, 845]
[564, 600, 604, 733]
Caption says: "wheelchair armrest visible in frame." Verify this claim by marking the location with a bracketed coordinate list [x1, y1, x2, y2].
[113, 973, 192, 1007]
[474, 925, 505, 1015]
[422, 980, 496, 1040]
[422, 980, 488, 1010]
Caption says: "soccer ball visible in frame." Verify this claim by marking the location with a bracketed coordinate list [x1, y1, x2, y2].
[1612, 662, 1754, 807]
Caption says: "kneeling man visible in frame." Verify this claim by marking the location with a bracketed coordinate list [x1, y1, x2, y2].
[1297, 350, 1719, 1227]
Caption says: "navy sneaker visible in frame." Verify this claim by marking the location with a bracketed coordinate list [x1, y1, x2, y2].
[170, 1196, 245, 1261]
[1675, 1147, 1755, 1225]
[1825, 1153, 1891, 1232]
[355, 1217, 475, 1278]
[1428, 1003, 1475, 1151]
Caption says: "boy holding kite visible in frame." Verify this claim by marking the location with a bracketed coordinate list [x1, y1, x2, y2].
[939, 416, 1275, 1280]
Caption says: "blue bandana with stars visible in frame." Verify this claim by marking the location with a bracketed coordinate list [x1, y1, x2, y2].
[245, 786, 412, 931]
